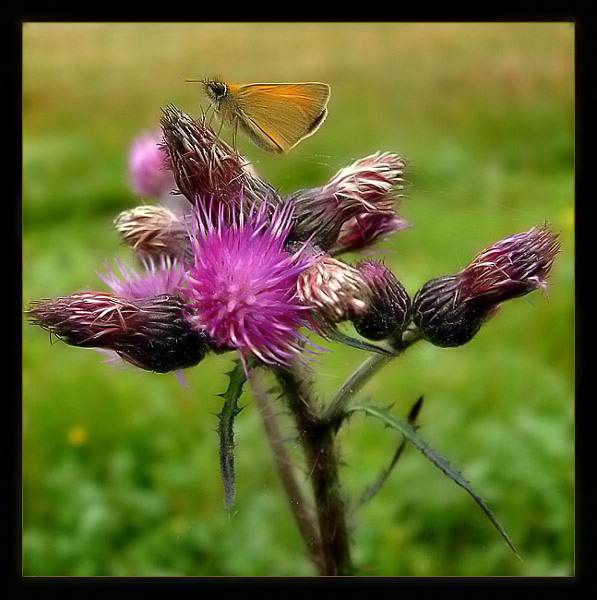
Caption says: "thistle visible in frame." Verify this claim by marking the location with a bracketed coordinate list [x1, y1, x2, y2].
[411, 225, 560, 347]
[128, 130, 176, 199]
[351, 260, 411, 342]
[184, 198, 319, 371]
[113, 205, 193, 262]
[25, 292, 210, 373]
[159, 105, 280, 215]
[286, 151, 407, 250]
[25, 99, 562, 577]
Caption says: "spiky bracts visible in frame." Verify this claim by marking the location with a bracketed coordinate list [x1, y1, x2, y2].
[411, 225, 560, 347]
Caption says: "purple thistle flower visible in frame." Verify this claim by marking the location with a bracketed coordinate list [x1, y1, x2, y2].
[184, 198, 318, 370]
[411, 225, 560, 348]
[98, 255, 187, 300]
[25, 292, 210, 373]
[128, 130, 176, 198]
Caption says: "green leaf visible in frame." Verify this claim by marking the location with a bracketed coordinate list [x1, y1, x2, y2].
[346, 402, 520, 558]
[354, 396, 423, 510]
[216, 359, 247, 510]
[323, 326, 395, 356]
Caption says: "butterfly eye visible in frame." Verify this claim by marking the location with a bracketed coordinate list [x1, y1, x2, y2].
[209, 81, 227, 99]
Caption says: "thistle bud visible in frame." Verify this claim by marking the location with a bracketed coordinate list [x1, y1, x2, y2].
[411, 275, 489, 347]
[296, 256, 369, 329]
[411, 225, 560, 348]
[159, 106, 281, 216]
[113, 205, 193, 262]
[287, 152, 406, 250]
[25, 293, 211, 373]
[350, 261, 411, 341]
[332, 211, 410, 255]
[458, 224, 560, 304]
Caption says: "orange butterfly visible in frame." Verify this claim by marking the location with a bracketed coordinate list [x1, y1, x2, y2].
[187, 78, 331, 153]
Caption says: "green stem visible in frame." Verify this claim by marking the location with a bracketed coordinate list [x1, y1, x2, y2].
[274, 364, 353, 576]
[322, 335, 418, 425]
[323, 353, 394, 424]
[248, 369, 325, 574]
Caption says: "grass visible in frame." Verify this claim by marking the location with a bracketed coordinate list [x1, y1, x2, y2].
[22, 22, 574, 576]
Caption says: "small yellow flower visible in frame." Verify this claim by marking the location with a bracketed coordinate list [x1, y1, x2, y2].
[67, 425, 88, 447]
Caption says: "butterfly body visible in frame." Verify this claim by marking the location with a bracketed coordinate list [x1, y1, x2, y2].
[191, 78, 331, 153]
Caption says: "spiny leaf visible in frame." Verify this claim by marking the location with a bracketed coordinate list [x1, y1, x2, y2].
[324, 327, 395, 356]
[346, 402, 520, 558]
[354, 396, 423, 510]
[217, 359, 248, 510]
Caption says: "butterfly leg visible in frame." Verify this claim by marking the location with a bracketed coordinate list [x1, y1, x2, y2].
[232, 121, 239, 155]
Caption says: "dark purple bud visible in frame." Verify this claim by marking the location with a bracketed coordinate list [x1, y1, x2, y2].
[411, 275, 491, 347]
[351, 261, 411, 341]
[411, 225, 560, 348]
[26, 292, 211, 373]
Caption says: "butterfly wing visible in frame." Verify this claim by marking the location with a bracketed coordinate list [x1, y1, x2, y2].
[234, 83, 331, 153]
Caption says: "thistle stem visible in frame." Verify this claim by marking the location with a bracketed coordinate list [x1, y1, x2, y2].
[324, 353, 394, 424]
[274, 364, 353, 576]
[248, 369, 325, 574]
[323, 336, 417, 424]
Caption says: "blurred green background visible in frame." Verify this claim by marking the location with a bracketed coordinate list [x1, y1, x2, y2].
[22, 22, 574, 576]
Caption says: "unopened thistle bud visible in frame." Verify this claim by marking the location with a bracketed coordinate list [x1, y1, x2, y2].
[411, 225, 560, 348]
[286, 152, 407, 250]
[159, 106, 281, 217]
[113, 205, 193, 262]
[296, 256, 369, 330]
[26, 293, 211, 373]
[332, 212, 411, 255]
[350, 261, 411, 341]
[457, 224, 560, 303]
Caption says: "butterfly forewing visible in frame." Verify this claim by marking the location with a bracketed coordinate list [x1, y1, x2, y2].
[235, 83, 330, 152]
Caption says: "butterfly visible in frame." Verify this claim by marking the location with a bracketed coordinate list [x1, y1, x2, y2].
[187, 78, 331, 153]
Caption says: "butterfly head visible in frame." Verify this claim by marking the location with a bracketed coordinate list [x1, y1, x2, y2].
[202, 78, 228, 104]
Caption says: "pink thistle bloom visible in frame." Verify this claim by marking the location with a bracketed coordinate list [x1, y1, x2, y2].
[411, 225, 560, 347]
[97, 255, 186, 300]
[128, 131, 176, 198]
[184, 199, 318, 370]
